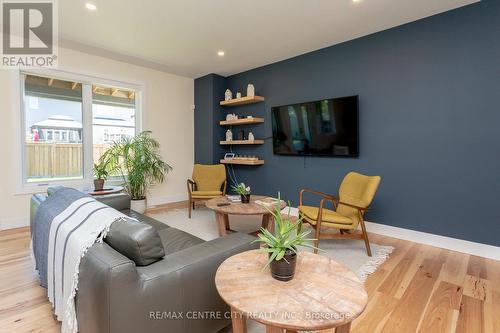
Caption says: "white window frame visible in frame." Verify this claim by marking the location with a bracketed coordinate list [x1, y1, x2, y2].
[17, 68, 143, 194]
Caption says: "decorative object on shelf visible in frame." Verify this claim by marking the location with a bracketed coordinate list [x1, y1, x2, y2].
[247, 115, 253, 118]
[224, 152, 235, 160]
[252, 195, 319, 281]
[232, 182, 251, 204]
[225, 129, 233, 141]
[248, 131, 255, 141]
[224, 89, 232, 101]
[98, 131, 172, 213]
[236, 92, 242, 99]
[238, 130, 245, 140]
[247, 84, 255, 97]
[226, 113, 237, 121]
[93, 161, 109, 191]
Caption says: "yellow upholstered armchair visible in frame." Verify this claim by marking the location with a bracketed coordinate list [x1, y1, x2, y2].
[187, 164, 227, 218]
[298, 172, 381, 256]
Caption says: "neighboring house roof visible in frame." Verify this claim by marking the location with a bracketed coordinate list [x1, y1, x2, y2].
[93, 116, 135, 128]
[32, 115, 83, 129]
[32, 115, 134, 129]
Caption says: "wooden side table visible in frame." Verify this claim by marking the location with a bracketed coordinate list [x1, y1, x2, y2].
[215, 250, 367, 333]
[206, 196, 285, 236]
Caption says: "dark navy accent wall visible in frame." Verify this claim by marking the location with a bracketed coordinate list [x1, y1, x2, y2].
[194, 74, 227, 164]
[194, 0, 500, 246]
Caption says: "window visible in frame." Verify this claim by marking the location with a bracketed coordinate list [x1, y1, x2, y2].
[92, 84, 136, 164]
[21, 72, 140, 186]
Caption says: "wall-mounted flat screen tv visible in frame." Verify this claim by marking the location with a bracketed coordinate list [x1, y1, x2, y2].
[271, 95, 359, 157]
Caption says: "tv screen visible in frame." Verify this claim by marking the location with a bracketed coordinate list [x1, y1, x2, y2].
[271, 95, 359, 157]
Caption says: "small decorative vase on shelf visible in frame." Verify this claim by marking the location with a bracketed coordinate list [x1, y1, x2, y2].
[270, 249, 297, 281]
[248, 132, 255, 141]
[225, 89, 232, 101]
[226, 129, 233, 141]
[240, 194, 251, 204]
[247, 84, 255, 97]
[236, 92, 242, 99]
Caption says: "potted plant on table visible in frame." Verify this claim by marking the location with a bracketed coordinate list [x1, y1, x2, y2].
[99, 131, 172, 213]
[93, 161, 108, 191]
[254, 198, 319, 281]
[232, 182, 251, 203]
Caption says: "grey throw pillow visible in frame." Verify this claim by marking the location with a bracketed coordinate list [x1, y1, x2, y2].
[105, 218, 165, 266]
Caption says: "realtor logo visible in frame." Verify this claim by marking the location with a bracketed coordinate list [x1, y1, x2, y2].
[1, 0, 58, 68]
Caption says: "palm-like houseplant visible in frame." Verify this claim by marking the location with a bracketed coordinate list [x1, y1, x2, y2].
[253, 195, 319, 281]
[93, 161, 109, 191]
[99, 131, 172, 213]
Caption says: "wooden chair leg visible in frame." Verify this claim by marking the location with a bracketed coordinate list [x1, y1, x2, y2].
[359, 219, 372, 257]
[313, 225, 321, 254]
[188, 199, 192, 218]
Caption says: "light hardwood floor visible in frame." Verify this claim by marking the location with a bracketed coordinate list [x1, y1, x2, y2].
[1, 222, 500, 332]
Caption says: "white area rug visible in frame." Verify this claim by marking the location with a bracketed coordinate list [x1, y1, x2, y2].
[150, 207, 393, 333]
[150, 207, 393, 281]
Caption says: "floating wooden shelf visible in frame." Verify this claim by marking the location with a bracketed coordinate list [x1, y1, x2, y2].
[219, 117, 264, 126]
[220, 96, 265, 106]
[220, 159, 265, 165]
[220, 140, 264, 145]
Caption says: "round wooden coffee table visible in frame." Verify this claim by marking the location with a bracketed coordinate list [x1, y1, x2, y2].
[215, 250, 367, 333]
[206, 196, 285, 237]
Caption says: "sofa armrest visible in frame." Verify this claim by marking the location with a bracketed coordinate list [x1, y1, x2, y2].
[76, 242, 137, 333]
[30, 193, 47, 235]
[96, 232, 257, 333]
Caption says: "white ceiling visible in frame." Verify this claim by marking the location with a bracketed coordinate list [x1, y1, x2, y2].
[60, 0, 478, 78]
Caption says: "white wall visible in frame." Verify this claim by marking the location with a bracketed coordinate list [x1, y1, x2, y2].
[0, 47, 194, 230]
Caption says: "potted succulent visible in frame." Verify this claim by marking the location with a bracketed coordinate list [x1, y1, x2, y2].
[232, 182, 251, 203]
[99, 131, 172, 213]
[254, 197, 319, 281]
[93, 162, 108, 191]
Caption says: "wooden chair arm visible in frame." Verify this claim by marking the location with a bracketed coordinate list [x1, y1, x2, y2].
[299, 188, 338, 206]
[187, 179, 196, 193]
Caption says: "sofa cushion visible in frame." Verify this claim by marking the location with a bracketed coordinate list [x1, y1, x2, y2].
[121, 209, 169, 231]
[94, 193, 131, 211]
[158, 228, 204, 255]
[105, 218, 165, 266]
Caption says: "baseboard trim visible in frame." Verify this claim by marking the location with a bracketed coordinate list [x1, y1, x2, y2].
[0, 217, 30, 231]
[365, 221, 500, 261]
[285, 207, 500, 261]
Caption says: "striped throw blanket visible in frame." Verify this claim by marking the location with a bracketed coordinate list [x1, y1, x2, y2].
[37, 191, 129, 333]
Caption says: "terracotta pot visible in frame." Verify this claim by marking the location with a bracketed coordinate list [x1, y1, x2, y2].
[94, 179, 104, 191]
[270, 249, 297, 282]
[241, 194, 251, 204]
[131, 198, 146, 213]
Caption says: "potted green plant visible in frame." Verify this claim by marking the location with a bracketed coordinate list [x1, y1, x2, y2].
[232, 182, 251, 203]
[99, 131, 172, 213]
[253, 198, 319, 281]
[93, 162, 108, 191]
